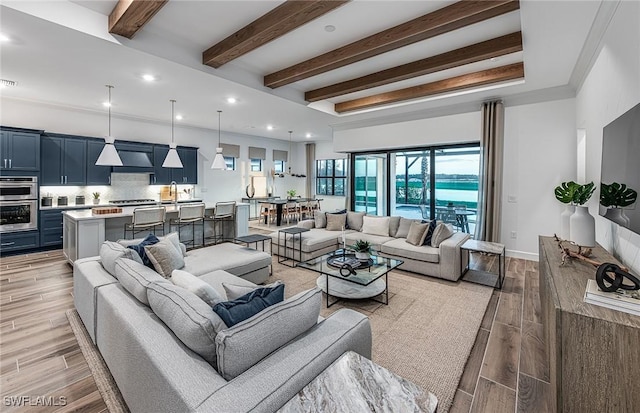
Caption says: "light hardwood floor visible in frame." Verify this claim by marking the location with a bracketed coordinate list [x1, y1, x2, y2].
[0, 246, 549, 413]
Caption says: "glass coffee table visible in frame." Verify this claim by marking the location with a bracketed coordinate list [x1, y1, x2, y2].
[298, 249, 403, 308]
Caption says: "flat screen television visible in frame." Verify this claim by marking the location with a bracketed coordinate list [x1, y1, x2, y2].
[599, 102, 640, 234]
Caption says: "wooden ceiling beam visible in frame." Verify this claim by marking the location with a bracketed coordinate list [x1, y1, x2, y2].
[305, 31, 522, 102]
[109, 0, 168, 39]
[334, 62, 524, 113]
[265, 0, 520, 89]
[203, 0, 350, 69]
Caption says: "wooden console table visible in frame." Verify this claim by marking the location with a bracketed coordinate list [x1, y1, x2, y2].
[538, 236, 640, 413]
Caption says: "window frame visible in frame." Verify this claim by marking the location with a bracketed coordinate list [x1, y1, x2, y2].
[223, 156, 236, 171]
[250, 158, 263, 172]
[316, 158, 347, 196]
[274, 160, 285, 174]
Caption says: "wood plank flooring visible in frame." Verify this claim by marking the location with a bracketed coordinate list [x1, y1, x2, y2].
[0, 245, 549, 412]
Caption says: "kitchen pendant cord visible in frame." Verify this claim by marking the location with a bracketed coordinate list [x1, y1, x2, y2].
[171, 99, 176, 144]
[106, 85, 113, 137]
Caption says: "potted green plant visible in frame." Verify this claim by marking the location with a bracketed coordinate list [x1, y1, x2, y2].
[92, 192, 101, 205]
[554, 181, 579, 239]
[600, 182, 638, 226]
[350, 239, 373, 261]
[286, 189, 297, 199]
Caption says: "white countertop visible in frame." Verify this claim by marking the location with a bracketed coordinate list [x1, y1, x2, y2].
[62, 202, 249, 221]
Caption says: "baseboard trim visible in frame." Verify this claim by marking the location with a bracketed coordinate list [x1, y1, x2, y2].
[506, 249, 538, 261]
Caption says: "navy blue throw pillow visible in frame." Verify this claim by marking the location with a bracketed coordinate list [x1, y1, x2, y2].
[213, 283, 285, 327]
[422, 220, 438, 246]
[127, 233, 160, 268]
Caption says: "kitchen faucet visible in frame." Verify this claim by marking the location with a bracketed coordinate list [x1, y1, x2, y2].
[170, 181, 178, 207]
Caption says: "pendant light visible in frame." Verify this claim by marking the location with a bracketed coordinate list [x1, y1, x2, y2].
[96, 85, 123, 166]
[287, 130, 293, 175]
[162, 99, 183, 168]
[211, 110, 227, 170]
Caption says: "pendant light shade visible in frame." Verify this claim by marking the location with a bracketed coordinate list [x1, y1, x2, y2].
[162, 99, 183, 168]
[211, 110, 227, 170]
[96, 85, 123, 166]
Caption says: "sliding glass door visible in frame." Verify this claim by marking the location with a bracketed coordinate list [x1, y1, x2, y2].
[353, 154, 387, 215]
[391, 150, 431, 220]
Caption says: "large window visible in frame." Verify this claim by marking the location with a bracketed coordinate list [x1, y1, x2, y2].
[350, 143, 480, 233]
[250, 158, 262, 172]
[316, 159, 346, 196]
[224, 156, 236, 171]
[274, 160, 285, 174]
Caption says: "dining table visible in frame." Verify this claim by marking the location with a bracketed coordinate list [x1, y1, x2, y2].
[264, 198, 322, 226]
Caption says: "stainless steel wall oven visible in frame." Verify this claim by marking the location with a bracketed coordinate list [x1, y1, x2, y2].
[0, 177, 38, 233]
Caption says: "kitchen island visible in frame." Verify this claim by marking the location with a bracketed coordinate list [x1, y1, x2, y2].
[62, 202, 249, 263]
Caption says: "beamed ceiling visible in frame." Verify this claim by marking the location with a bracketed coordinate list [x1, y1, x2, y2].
[109, 0, 524, 114]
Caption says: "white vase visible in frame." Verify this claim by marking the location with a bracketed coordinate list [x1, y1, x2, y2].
[569, 205, 595, 247]
[604, 208, 630, 227]
[355, 251, 370, 261]
[93, 199, 100, 205]
[560, 204, 574, 239]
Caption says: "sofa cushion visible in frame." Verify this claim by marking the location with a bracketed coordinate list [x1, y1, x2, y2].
[215, 287, 322, 381]
[114, 258, 170, 305]
[100, 241, 144, 277]
[126, 233, 160, 268]
[223, 280, 283, 301]
[422, 220, 438, 246]
[326, 213, 346, 231]
[346, 211, 365, 231]
[213, 283, 285, 327]
[431, 223, 455, 247]
[171, 269, 225, 306]
[406, 221, 429, 246]
[145, 237, 186, 278]
[395, 217, 421, 239]
[344, 231, 393, 252]
[314, 211, 327, 228]
[183, 243, 271, 277]
[388, 216, 401, 237]
[381, 238, 440, 263]
[361, 216, 390, 237]
[118, 232, 187, 256]
[147, 282, 228, 368]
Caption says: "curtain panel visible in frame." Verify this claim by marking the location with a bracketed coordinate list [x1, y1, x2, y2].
[305, 143, 315, 197]
[475, 100, 504, 242]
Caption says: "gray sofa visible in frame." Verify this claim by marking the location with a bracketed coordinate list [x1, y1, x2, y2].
[73, 237, 372, 413]
[270, 212, 470, 282]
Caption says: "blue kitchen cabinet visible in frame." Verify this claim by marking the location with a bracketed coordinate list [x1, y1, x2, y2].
[86, 139, 112, 185]
[176, 147, 198, 184]
[0, 130, 40, 172]
[0, 230, 40, 254]
[40, 135, 87, 185]
[40, 209, 65, 247]
[150, 145, 171, 185]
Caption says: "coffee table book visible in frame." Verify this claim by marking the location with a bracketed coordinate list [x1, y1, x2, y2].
[583, 279, 640, 316]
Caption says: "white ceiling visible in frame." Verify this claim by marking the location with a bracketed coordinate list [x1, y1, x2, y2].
[0, 1, 603, 142]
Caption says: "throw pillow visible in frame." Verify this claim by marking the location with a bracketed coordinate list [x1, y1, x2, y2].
[171, 269, 225, 306]
[314, 211, 327, 228]
[361, 216, 391, 237]
[395, 217, 419, 239]
[431, 223, 455, 247]
[126, 233, 160, 268]
[114, 258, 170, 305]
[388, 216, 401, 237]
[99, 241, 143, 277]
[145, 238, 186, 278]
[212, 283, 285, 327]
[163, 232, 186, 257]
[405, 221, 429, 246]
[325, 212, 347, 231]
[215, 287, 321, 381]
[422, 220, 438, 246]
[346, 211, 366, 232]
[147, 282, 227, 368]
[222, 280, 283, 301]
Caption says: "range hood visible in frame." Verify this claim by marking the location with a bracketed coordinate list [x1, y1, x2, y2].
[112, 150, 154, 172]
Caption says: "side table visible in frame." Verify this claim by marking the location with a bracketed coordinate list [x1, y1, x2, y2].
[277, 227, 309, 267]
[460, 239, 506, 289]
[236, 234, 272, 276]
[277, 351, 437, 413]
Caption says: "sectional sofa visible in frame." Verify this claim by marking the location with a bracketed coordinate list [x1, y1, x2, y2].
[73, 234, 372, 413]
[270, 211, 470, 282]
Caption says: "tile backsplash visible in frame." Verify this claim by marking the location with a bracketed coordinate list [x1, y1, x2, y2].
[40, 173, 195, 206]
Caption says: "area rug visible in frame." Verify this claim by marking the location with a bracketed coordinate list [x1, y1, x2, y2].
[271, 262, 493, 413]
[66, 309, 130, 413]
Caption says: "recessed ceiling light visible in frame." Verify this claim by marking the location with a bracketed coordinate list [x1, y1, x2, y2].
[0, 79, 17, 88]
[175, 115, 183, 120]
[305, 133, 312, 138]
[142, 74, 156, 82]
[102, 101, 111, 107]
[227, 97, 237, 104]
[267, 125, 274, 131]
[324, 25, 336, 32]
[0, 34, 10, 42]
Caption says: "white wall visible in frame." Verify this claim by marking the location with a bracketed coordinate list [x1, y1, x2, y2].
[0, 98, 307, 202]
[576, 0, 640, 273]
[502, 99, 577, 259]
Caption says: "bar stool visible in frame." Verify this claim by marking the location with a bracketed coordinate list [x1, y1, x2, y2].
[124, 206, 166, 239]
[169, 203, 205, 248]
[205, 201, 236, 244]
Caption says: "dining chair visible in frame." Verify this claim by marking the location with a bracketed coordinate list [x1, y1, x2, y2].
[259, 202, 276, 226]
